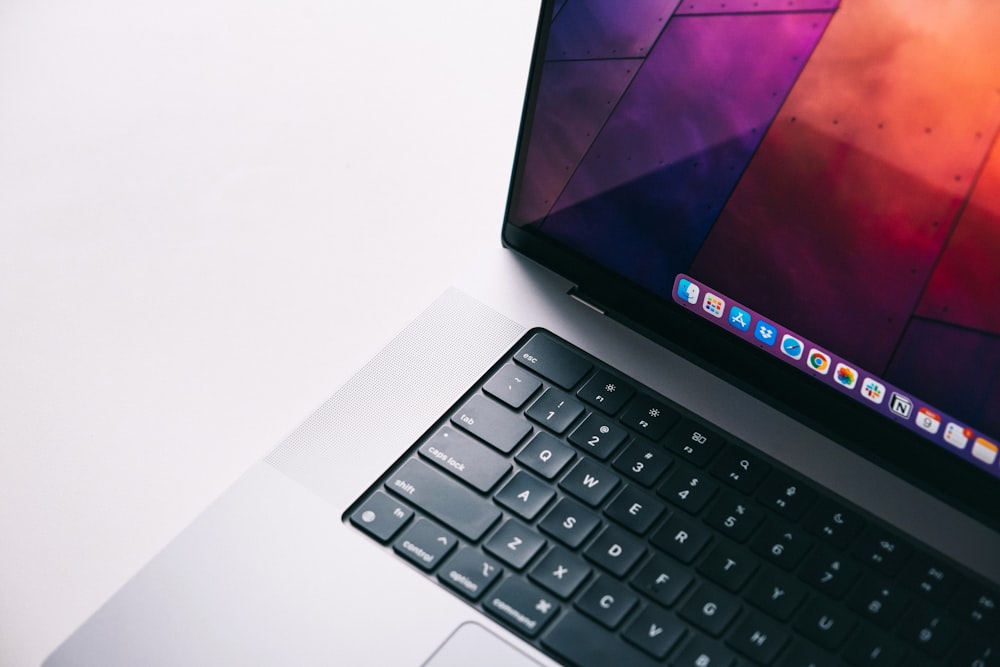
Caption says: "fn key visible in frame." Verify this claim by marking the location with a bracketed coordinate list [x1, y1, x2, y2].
[349, 491, 413, 542]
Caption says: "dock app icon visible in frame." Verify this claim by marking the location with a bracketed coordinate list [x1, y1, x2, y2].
[972, 438, 998, 465]
[944, 422, 972, 449]
[915, 408, 941, 435]
[889, 393, 913, 419]
[780, 334, 803, 360]
[860, 378, 886, 404]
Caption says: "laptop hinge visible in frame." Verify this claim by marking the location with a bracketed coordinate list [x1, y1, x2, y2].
[567, 287, 606, 315]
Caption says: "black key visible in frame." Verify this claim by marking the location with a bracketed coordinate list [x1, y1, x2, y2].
[948, 632, 999, 667]
[494, 471, 555, 521]
[847, 574, 910, 629]
[437, 547, 503, 601]
[577, 371, 635, 415]
[528, 546, 591, 599]
[631, 554, 694, 608]
[622, 605, 686, 659]
[663, 419, 725, 467]
[897, 604, 960, 659]
[584, 524, 646, 577]
[515, 432, 575, 479]
[842, 626, 907, 667]
[710, 445, 770, 494]
[604, 484, 665, 534]
[538, 497, 601, 548]
[349, 491, 413, 542]
[575, 575, 639, 629]
[482, 362, 542, 409]
[559, 458, 620, 506]
[483, 519, 546, 570]
[726, 611, 790, 665]
[672, 634, 737, 667]
[484, 577, 559, 638]
[678, 583, 741, 636]
[386, 458, 501, 540]
[613, 439, 672, 487]
[526, 388, 585, 434]
[568, 412, 628, 460]
[658, 463, 719, 514]
[542, 612, 661, 667]
[798, 547, 860, 599]
[750, 519, 814, 571]
[650, 513, 713, 564]
[703, 492, 764, 543]
[802, 497, 865, 549]
[452, 393, 531, 453]
[793, 597, 856, 651]
[949, 580, 1000, 631]
[418, 425, 510, 492]
[851, 525, 912, 576]
[697, 541, 759, 592]
[745, 567, 808, 621]
[514, 334, 592, 389]
[755, 469, 817, 521]
[899, 553, 962, 605]
[620, 395, 679, 440]
[393, 518, 457, 571]
[777, 640, 840, 667]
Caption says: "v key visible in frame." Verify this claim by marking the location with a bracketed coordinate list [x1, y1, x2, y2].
[623, 607, 684, 659]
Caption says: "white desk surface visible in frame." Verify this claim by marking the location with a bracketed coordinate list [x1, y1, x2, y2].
[0, 2, 539, 664]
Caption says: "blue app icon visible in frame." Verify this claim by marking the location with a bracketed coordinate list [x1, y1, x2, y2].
[728, 306, 751, 332]
[677, 279, 699, 304]
[754, 320, 777, 346]
[780, 334, 804, 360]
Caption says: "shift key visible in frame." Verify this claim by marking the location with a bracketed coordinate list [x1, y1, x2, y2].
[386, 458, 501, 541]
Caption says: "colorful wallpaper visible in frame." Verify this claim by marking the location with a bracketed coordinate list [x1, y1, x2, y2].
[512, 0, 1000, 437]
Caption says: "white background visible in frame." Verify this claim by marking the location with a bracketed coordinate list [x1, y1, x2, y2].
[0, 2, 539, 664]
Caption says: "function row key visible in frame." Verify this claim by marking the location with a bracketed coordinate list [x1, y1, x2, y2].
[621, 395, 678, 441]
[513, 333, 592, 390]
[578, 371, 635, 414]
[710, 445, 770, 495]
[663, 419, 725, 467]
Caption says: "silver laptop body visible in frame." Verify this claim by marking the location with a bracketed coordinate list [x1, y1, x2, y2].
[48, 1, 1000, 665]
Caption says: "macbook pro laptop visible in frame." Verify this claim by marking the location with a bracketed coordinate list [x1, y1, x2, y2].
[48, 1, 999, 665]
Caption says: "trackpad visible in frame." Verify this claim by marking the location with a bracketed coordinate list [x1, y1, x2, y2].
[423, 623, 542, 667]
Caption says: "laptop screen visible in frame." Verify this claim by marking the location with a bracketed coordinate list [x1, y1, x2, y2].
[505, 0, 1000, 488]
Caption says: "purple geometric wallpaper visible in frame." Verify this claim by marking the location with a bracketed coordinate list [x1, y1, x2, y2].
[516, 3, 835, 291]
[676, 0, 839, 13]
[509, 0, 1000, 437]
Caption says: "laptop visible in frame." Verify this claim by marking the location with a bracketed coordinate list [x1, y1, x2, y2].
[48, 1, 1000, 665]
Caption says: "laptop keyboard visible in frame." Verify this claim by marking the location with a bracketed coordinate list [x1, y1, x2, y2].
[347, 330, 998, 667]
